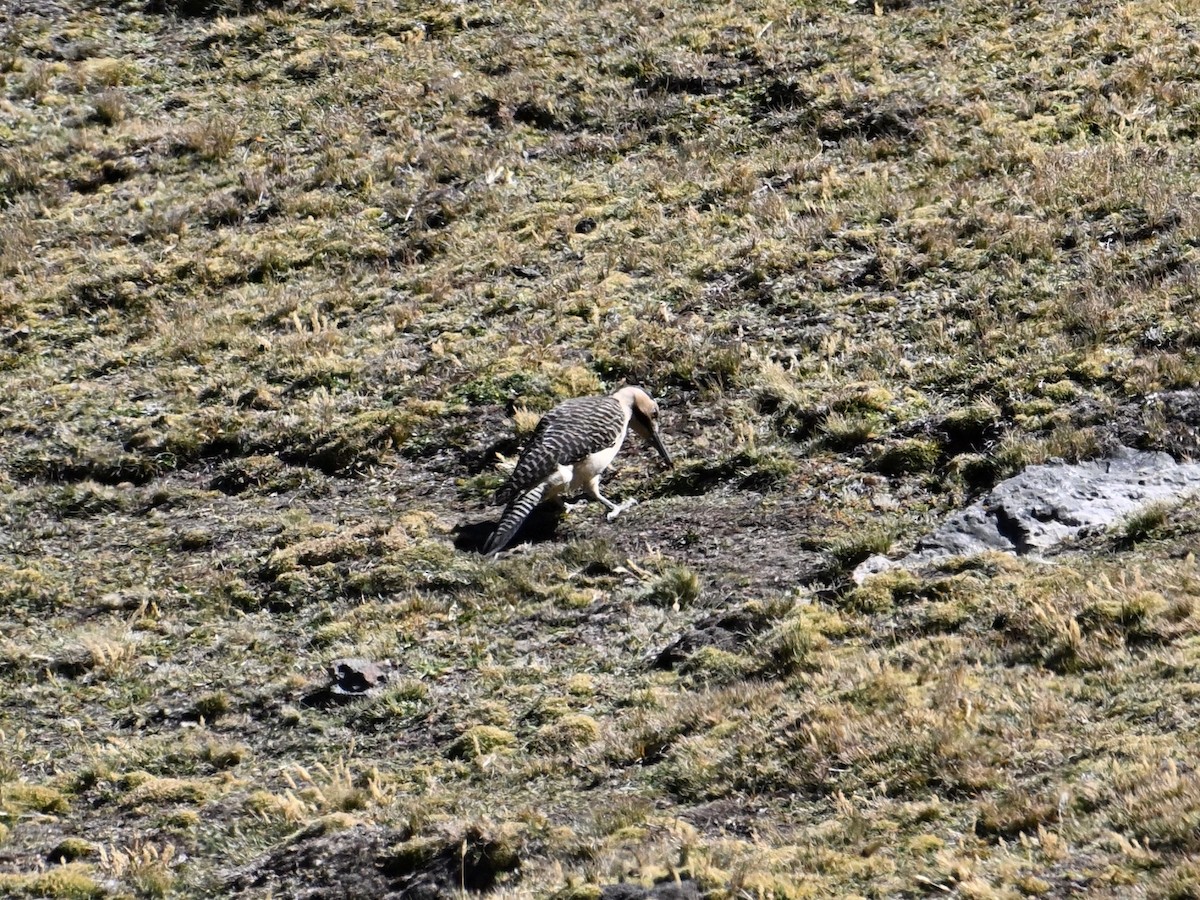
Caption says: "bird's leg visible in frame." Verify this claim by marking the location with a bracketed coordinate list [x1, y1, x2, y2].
[606, 498, 637, 521]
[587, 477, 637, 520]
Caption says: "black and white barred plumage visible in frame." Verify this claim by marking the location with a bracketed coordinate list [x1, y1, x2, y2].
[483, 387, 672, 554]
[495, 396, 627, 505]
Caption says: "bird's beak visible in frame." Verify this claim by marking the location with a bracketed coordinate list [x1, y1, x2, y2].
[649, 428, 673, 468]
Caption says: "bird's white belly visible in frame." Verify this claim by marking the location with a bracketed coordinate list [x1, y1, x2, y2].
[542, 421, 629, 500]
[570, 440, 622, 491]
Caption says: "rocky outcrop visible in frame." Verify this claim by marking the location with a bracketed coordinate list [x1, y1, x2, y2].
[856, 447, 1200, 581]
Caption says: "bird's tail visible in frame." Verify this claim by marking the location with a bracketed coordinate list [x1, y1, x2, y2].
[483, 483, 547, 554]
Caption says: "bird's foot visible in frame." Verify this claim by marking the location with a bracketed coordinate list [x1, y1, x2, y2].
[606, 498, 638, 521]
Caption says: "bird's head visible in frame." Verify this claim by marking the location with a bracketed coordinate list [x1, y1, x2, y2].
[614, 386, 673, 468]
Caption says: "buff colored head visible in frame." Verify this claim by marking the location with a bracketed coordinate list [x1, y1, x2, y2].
[614, 386, 672, 467]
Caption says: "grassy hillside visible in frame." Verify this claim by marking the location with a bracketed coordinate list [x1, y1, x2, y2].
[4, 0, 1200, 896]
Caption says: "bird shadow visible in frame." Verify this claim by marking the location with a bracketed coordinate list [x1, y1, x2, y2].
[453, 503, 568, 554]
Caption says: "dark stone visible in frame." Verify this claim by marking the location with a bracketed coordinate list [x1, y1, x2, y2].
[654, 608, 767, 670]
[329, 658, 388, 695]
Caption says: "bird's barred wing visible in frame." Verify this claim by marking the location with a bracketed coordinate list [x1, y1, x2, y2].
[494, 396, 626, 504]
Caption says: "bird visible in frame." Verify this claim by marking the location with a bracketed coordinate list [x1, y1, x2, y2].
[482, 386, 673, 554]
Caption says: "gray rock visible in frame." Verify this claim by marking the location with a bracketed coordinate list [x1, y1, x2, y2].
[855, 447, 1200, 582]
